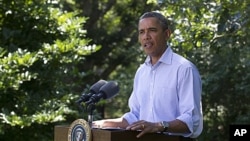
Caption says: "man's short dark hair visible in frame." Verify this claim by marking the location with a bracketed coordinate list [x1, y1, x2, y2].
[139, 11, 169, 31]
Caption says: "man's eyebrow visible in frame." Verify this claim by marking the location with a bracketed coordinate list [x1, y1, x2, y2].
[148, 27, 157, 30]
[139, 27, 157, 31]
[138, 28, 145, 32]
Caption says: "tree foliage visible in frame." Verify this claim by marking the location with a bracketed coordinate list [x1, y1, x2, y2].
[0, 0, 98, 140]
[0, 0, 250, 141]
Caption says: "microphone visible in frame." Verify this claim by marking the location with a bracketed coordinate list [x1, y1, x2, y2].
[75, 80, 107, 105]
[85, 81, 119, 106]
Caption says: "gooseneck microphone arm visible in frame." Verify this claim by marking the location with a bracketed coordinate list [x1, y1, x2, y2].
[87, 103, 95, 128]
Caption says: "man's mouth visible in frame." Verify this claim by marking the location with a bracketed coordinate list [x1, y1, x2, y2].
[144, 43, 153, 48]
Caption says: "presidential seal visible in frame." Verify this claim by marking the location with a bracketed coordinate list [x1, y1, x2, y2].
[68, 119, 91, 141]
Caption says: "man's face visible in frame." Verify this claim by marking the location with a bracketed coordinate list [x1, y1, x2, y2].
[138, 17, 170, 59]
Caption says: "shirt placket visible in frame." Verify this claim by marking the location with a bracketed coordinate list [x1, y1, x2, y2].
[150, 65, 157, 121]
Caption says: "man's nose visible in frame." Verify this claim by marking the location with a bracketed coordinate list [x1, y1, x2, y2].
[143, 31, 151, 40]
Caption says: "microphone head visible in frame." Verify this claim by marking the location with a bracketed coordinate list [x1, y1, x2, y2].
[99, 81, 119, 99]
[89, 79, 107, 93]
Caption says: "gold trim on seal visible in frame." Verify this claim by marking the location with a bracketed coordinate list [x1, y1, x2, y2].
[68, 119, 91, 141]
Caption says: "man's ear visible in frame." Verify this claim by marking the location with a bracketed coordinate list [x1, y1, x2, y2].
[165, 29, 171, 39]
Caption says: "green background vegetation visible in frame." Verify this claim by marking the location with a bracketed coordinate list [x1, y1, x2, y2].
[0, 0, 249, 140]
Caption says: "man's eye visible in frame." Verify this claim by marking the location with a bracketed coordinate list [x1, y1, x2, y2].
[150, 29, 157, 32]
[139, 31, 144, 34]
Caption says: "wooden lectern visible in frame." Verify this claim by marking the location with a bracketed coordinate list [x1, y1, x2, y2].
[54, 125, 180, 141]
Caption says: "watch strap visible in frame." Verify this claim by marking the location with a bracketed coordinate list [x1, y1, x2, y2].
[161, 121, 169, 132]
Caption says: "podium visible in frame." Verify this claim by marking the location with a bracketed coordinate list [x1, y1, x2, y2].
[54, 125, 180, 141]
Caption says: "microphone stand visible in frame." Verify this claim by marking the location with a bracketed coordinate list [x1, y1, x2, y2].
[87, 103, 96, 128]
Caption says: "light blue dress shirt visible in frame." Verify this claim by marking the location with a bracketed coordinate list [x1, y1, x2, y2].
[122, 47, 203, 138]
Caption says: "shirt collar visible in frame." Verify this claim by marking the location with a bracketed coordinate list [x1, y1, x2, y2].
[145, 46, 173, 65]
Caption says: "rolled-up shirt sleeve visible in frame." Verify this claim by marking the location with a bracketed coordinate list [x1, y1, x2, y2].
[176, 65, 203, 138]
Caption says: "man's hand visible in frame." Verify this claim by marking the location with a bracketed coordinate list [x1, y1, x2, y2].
[126, 120, 162, 138]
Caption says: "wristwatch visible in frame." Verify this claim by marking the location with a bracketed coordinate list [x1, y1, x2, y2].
[161, 121, 169, 132]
